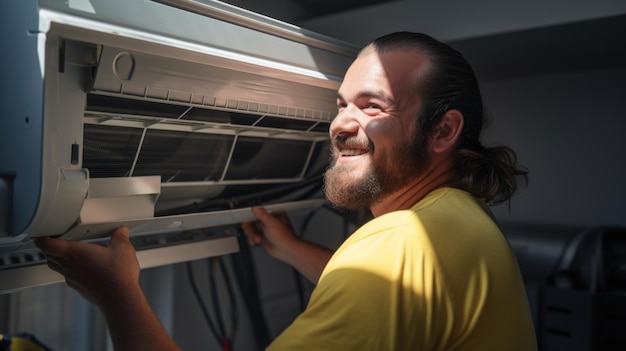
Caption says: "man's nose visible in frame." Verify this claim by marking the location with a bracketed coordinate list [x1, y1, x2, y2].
[330, 106, 360, 137]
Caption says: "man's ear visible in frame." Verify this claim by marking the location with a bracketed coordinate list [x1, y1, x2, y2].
[430, 109, 464, 153]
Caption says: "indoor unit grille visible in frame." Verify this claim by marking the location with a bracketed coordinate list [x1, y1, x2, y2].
[82, 92, 332, 216]
[83, 92, 331, 183]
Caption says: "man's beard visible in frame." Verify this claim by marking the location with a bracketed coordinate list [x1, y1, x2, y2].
[323, 133, 429, 210]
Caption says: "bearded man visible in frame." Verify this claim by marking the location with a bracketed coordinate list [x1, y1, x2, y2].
[37, 32, 537, 351]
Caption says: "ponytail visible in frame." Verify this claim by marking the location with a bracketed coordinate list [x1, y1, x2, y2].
[453, 144, 528, 204]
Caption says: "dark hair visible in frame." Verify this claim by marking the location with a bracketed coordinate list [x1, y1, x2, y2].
[365, 31, 528, 204]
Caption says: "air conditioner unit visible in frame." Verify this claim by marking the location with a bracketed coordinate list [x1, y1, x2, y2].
[0, 0, 357, 292]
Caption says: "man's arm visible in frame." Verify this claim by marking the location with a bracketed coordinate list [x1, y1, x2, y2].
[242, 207, 334, 283]
[35, 227, 182, 351]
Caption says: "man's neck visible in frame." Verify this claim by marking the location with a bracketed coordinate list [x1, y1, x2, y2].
[369, 156, 454, 217]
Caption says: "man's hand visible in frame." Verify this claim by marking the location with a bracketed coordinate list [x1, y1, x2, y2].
[34, 226, 140, 309]
[241, 207, 300, 261]
[36, 227, 182, 351]
[242, 207, 334, 283]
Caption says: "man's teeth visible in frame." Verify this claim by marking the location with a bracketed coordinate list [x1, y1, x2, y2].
[341, 149, 366, 156]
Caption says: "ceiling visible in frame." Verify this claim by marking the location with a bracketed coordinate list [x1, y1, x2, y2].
[219, 0, 626, 81]
[447, 13, 626, 81]
[219, 0, 400, 22]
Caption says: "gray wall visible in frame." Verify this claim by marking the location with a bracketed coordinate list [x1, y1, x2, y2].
[483, 68, 626, 227]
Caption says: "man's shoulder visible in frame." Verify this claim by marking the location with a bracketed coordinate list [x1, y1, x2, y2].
[347, 188, 478, 239]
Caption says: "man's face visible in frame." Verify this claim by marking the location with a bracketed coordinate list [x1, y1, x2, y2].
[324, 49, 431, 210]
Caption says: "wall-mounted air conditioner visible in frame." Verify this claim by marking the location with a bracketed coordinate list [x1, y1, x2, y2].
[0, 0, 357, 292]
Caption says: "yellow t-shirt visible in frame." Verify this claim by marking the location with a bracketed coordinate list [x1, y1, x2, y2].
[268, 188, 537, 350]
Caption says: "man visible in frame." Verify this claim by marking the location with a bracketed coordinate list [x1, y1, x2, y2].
[36, 32, 537, 350]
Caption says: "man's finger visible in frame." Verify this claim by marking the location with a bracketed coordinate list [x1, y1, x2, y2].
[34, 237, 71, 258]
[241, 221, 262, 245]
[252, 207, 285, 225]
[251, 206, 270, 220]
[109, 226, 131, 247]
[45, 259, 65, 275]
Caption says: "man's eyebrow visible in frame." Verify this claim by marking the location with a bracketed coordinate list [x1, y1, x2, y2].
[337, 90, 395, 106]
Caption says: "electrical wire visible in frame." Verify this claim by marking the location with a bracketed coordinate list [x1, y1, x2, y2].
[209, 257, 240, 349]
[186, 261, 221, 343]
[187, 257, 239, 351]
[156, 174, 324, 216]
[291, 205, 324, 312]
[208, 259, 227, 340]
[231, 231, 272, 350]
